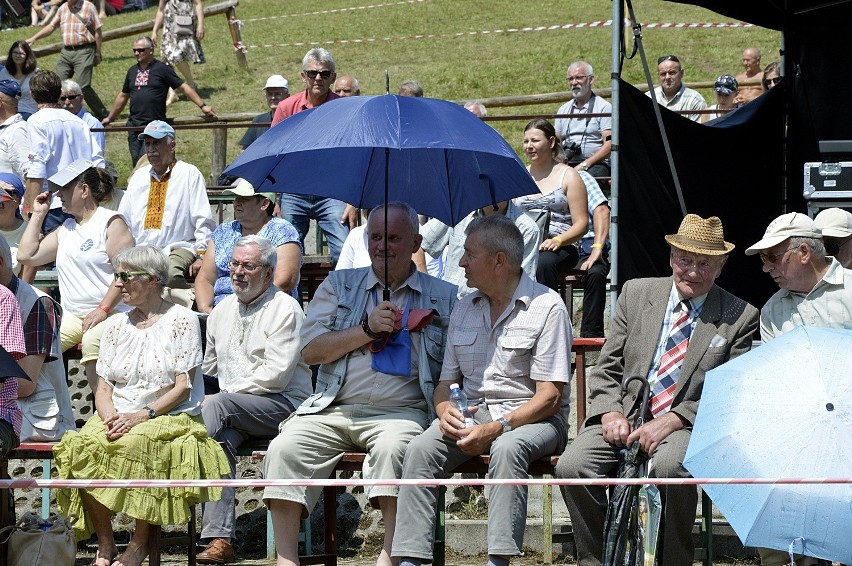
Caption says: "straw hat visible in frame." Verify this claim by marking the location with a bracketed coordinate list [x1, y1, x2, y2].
[664, 214, 735, 255]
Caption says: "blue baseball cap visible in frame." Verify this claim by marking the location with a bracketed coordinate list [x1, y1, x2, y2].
[137, 120, 175, 140]
[0, 79, 21, 98]
[0, 173, 24, 200]
[714, 75, 738, 96]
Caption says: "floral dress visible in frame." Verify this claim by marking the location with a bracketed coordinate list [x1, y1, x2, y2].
[161, 0, 205, 65]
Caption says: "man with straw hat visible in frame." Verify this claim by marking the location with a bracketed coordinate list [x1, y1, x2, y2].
[556, 213, 759, 565]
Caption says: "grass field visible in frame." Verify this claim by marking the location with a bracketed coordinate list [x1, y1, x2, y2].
[0, 0, 780, 182]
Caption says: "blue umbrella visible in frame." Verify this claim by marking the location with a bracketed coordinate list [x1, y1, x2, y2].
[222, 94, 538, 227]
[684, 326, 852, 564]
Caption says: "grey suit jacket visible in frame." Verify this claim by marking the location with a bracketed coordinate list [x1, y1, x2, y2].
[586, 277, 759, 426]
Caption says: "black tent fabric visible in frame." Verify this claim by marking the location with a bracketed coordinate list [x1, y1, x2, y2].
[616, 81, 782, 310]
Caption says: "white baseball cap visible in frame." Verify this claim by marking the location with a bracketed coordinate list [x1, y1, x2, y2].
[264, 75, 289, 90]
[745, 212, 823, 255]
[814, 208, 852, 238]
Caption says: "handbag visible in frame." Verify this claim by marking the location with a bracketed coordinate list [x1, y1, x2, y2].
[0, 512, 78, 566]
[174, 15, 194, 36]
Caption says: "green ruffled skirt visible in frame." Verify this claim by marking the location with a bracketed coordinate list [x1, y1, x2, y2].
[54, 412, 230, 541]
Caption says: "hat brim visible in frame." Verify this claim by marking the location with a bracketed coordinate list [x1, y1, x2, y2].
[821, 227, 852, 238]
[744, 234, 792, 255]
[665, 234, 735, 255]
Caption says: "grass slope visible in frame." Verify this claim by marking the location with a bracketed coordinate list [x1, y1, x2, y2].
[0, 0, 779, 181]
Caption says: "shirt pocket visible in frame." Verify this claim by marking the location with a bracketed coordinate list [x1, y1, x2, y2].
[495, 327, 538, 377]
[452, 331, 482, 377]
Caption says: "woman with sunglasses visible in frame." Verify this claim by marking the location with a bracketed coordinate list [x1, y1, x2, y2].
[152, 0, 206, 106]
[515, 118, 589, 291]
[53, 245, 229, 566]
[17, 159, 134, 393]
[0, 41, 39, 117]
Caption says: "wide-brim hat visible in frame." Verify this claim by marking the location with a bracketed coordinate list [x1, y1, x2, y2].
[664, 214, 735, 255]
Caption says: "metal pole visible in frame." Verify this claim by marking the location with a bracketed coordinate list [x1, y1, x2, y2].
[610, 0, 623, 311]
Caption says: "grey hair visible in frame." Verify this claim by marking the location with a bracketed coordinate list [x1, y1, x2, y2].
[135, 36, 154, 49]
[569, 61, 594, 77]
[61, 79, 82, 96]
[0, 235, 12, 270]
[463, 101, 488, 117]
[112, 245, 169, 288]
[790, 236, 826, 259]
[234, 235, 277, 270]
[465, 215, 524, 269]
[302, 48, 336, 72]
[369, 202, 419, 235]
[398, 80, 424, 97]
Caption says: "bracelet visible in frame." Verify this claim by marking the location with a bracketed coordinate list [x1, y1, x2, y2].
[199, 102, 207, 109]
[97, 304, 111, 314]
[361, 316, 384, 340]
[591, 243, 604, 249]
[552, 235, 564, 246]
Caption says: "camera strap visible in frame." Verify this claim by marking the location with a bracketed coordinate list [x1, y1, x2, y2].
[569, 93, 596, 157]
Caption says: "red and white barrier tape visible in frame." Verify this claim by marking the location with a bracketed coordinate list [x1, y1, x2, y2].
[246, 20, 754, 50]
[1, 477, 850, 489]
[243, 0, 428, 23]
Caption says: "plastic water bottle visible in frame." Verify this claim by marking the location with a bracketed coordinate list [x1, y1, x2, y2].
[449, 383, 475, 431]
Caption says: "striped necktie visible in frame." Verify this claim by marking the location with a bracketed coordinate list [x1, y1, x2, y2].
[650, 299, 693, 417]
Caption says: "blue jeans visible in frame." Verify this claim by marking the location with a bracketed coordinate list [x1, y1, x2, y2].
[279, 194, 349, 265]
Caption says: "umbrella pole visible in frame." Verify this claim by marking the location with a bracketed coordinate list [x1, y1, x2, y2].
[383, 147, 391, 302]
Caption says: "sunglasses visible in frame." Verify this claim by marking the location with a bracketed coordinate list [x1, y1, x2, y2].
[59, 94, 81, 101]
[304, 69, 333, 80]
[657, 54, 680, 65]
[113, 270, 149, 282]
[766, 76, 782, 86]
[132, 48, 150, 53]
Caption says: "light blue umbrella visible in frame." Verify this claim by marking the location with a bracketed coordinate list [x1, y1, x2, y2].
[684, 326, 852, 563]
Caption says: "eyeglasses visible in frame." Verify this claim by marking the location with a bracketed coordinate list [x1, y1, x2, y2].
[672, 254, 719, 273]
[228, 261, 265, 272]
[113, 271, 149, 282]
[657, 55, 680, 65]
[59, 94, 81, 101]
[759, 245, 799, 265]
[132, 47, 150, 53]
[766, 76, 782, 86]
[568, 75, 589, 82]
[304, 69, 333, 80]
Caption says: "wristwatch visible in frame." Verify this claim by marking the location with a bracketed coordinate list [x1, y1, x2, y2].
[497, 417, 512, 434]
[580, 161, 590, 171]
[144, 406, 156, 419]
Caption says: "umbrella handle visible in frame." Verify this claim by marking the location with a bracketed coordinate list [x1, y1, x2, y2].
[622, 374, 650, 421]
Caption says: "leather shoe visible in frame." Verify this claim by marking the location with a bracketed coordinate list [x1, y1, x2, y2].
[196, 538, 236, 564]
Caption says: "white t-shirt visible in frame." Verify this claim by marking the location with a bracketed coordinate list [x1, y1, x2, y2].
[56, 207, 127, 317]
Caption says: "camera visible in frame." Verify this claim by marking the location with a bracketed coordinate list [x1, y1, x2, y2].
[562, 140, 582, 164]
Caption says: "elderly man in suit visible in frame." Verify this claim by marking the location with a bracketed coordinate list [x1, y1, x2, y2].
[556, 214, 759, 565]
